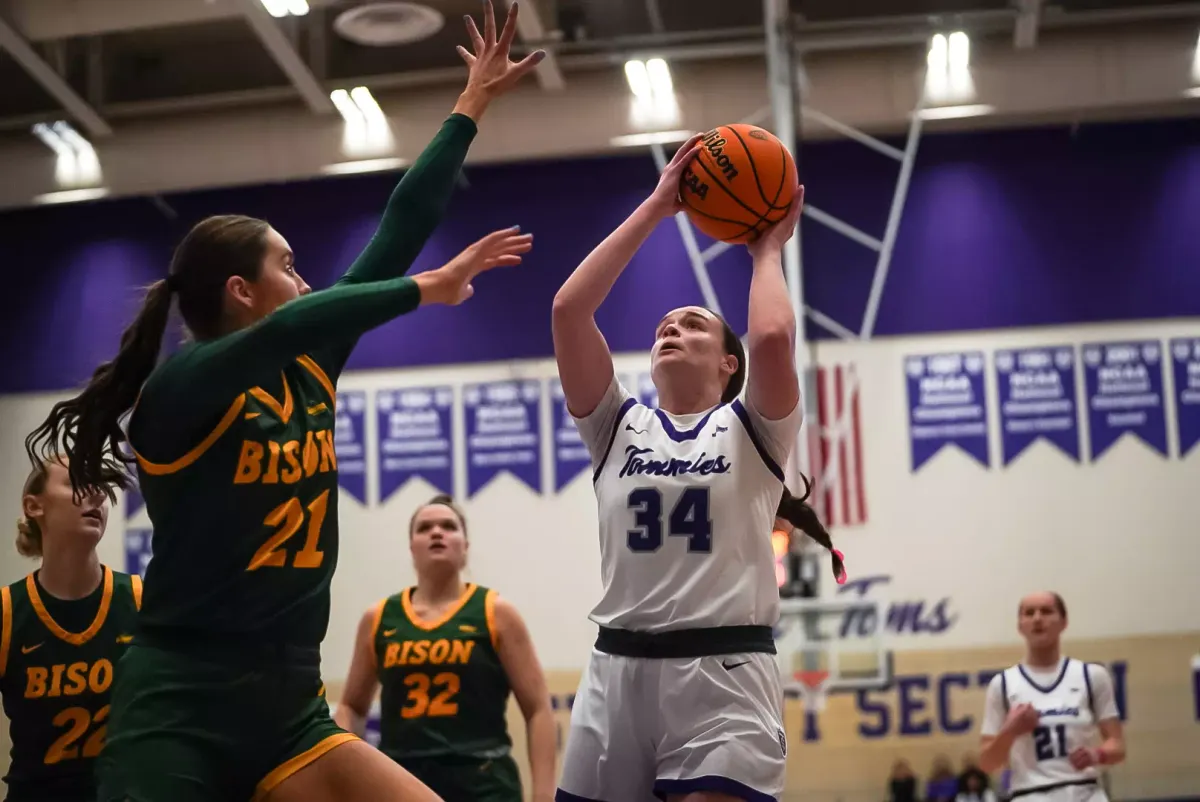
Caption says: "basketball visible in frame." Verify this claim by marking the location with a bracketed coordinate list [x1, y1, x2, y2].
[679, 124, 798, 244]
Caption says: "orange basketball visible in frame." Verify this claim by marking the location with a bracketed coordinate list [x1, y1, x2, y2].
[679, 124, 798, 244]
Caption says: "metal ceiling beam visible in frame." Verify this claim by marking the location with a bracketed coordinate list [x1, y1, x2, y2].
[503, 0, 565, 91]
[235, 0, 333, 114]
[0, 12, 111, 136]
[1015, 0, 1043, 49]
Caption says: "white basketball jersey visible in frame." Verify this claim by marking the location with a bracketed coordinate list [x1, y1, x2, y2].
[582, 387, 793, 632]
[1002, 658, 1102, 794]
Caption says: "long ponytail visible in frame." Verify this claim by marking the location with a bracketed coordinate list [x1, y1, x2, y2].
[777, 474, 846, 584]
[25, 279, 174, 501]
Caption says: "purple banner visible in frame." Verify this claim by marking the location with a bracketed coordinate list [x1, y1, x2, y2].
[376, 386, 455, 502]
[334, 391, 367, 504]
[1170, 338, 1200, 458]
[551, 381, 590, 491]
[637, 373, 659, 408]
[1082, 341, 1167, 460]
[994, 346, 1080, 465]
[905, 351, 990, 471]
[464, 380, 542, 497]
[124, 528, 153, 578]
[124, 485, 144, 521]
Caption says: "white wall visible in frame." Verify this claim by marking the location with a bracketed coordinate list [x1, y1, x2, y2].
[1, 318, 1197, 682]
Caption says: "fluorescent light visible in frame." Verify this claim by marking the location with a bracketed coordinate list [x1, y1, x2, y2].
[349, 86, 387, 127]
[917, 103, 995, 120]
[321, 157, 407, 175]
[1184, 86, 1200, 98]
[624, 60, 652, 100]
[927, 34, 947, 70]
[948, 31, 970, 69]
[33, 187, 110, 206]
[646, 58, 673, 97]
[31, 123, 72, 159]
[284, 0, 309, 15]
[610, 130, 694, 148]
[259, 0, 289, 17]
[330, 89, 363, 123]
[1193, 30, 1200, 83]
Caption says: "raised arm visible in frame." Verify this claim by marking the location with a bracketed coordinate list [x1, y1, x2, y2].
[313, 0, 545, 376]
[333, 603, 386, 737]
[744, 185, 804, 420]
[133, 229, 530, 458]
[552, 134, 702, 417]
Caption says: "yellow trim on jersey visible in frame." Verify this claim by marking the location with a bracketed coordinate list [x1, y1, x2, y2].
[135, 395, 247, 476]
[485, 588, 500, 652]
[401, 583, 477, 632]
[296, 355, 336, 408]
[249, 375, 294, 424]
[131, 575, 143, 610]
[252, 732, 358, 802]
[27, 567, 113, 646]
[368, 598, 387, 670]
[0, 585, 12, 678]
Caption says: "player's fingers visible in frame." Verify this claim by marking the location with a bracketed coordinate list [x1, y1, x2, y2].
[483, 0, 497, 46]
[456, 46, 476, 66]
[510, 50, 547, 78]
[670, 134, 704, 166]
[489, 254, 524, 267]
[498, 1, 520, 51]
[464, 15, 485, 53]
[499, 234, 534, 251]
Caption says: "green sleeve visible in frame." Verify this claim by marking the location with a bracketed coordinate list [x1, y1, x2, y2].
[130, 278, 422, 459]
[308, 113, 478, 378]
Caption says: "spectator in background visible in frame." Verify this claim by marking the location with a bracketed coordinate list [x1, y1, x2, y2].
[959, 752, 991, 792]
[887, 759, 918, 802]
[956, 771, 997, 802]
[926, 755, 959, 802]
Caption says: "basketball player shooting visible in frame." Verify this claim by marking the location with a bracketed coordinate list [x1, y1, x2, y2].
[550, 134, 805, 802]
[978, 592, 1126, 802]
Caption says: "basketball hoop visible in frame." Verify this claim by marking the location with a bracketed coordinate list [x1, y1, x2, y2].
[793, 669, 829, 714]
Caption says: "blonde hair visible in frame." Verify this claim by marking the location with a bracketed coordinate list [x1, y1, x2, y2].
[16, 461, 51, 558]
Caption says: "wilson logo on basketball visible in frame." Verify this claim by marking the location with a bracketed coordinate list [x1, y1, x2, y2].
[700, 130, 740, 182]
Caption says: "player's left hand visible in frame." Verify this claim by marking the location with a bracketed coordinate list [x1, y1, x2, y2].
[419, 226, 534, 306]
[1068, 746, 1103, 769]
[747, 183, 805, 259]
[459, 1, 545, 98]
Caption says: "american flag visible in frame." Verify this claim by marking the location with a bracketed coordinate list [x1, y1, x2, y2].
[805, 363, 868, 529]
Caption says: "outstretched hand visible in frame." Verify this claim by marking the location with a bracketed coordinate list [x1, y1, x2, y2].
[645, 134, 704, 219]
[417, 226, 533, 307]
[458, 1, 545, 100]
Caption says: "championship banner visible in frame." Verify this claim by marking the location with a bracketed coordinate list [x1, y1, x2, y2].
[1082, 340, 1167, 460]
[994, 346, 1081, 464]
[905, 351, 990, 471]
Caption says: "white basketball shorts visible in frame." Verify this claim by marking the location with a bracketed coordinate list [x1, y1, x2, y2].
[555, 649, 787, 802]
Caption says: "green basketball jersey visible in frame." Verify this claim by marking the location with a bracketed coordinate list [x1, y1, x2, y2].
[0, 567, 141, 801]
[373, 584, 512, 761]
[131, 357, 339, 647]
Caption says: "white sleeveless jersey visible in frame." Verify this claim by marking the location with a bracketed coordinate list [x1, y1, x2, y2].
[574, 380, 801, 632]
[1000, 658, 1104, 794]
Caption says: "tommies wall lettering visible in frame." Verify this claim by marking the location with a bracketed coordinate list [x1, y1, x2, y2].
[837, 574, 958, 637]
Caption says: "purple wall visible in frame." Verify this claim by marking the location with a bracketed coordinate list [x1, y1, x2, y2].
[2, 118, 1198, 395]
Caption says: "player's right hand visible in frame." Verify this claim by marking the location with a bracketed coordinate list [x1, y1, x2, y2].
[646, 134, 704, 219]
[1004, 702, 1041, 735]
[458, 1, 545, 99]
[417, 226, 533, 306]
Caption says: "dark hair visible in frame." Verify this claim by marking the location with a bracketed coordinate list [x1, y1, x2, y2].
[776, 474, 844, 582]
[24, 215, 272, 501]
[409, 494, 469, 539]
[714, 313, 746, 404]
